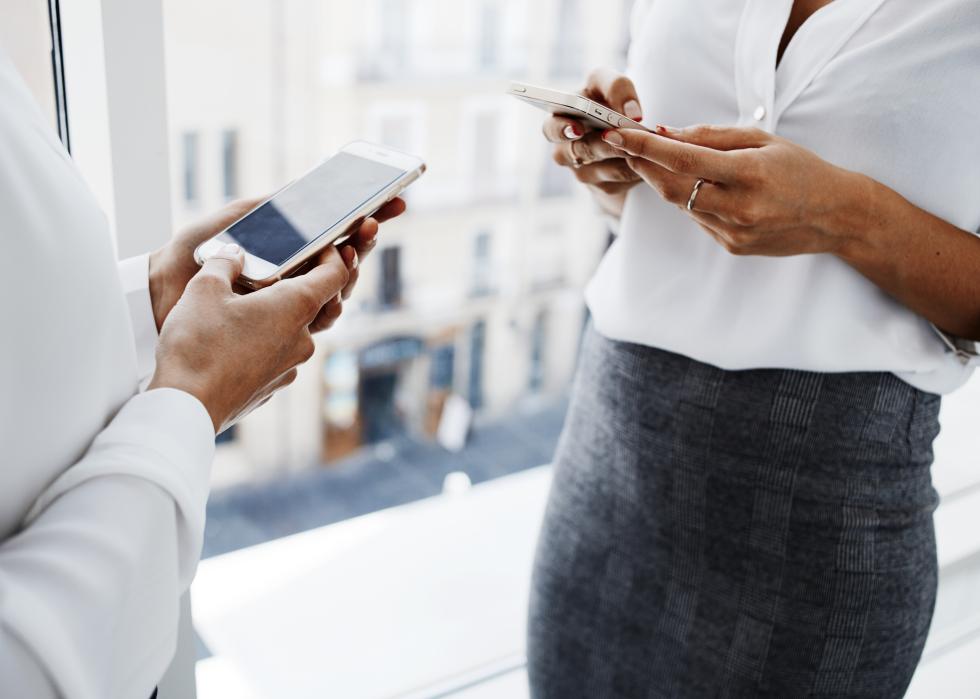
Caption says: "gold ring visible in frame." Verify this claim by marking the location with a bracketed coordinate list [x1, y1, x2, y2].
[687, 178, 706, 212]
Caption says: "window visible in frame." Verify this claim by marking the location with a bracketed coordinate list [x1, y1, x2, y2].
[221, 129, 239, 200]
[0, 0, 64, 135]
[472, 230, 494, 296]
[468, 320, 486, 410]
[540, 144, 574, 198]
[478, 1, 501, 71]
[28, 0, 977, 695]
[550, 0, 584, 79]
[529, 310, 548, 393]
[182, 132, 199, 204]
[379, 246, 402, 310]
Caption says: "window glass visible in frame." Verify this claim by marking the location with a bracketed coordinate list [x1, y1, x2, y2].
[1, 0, 59, 132]
[162, 0, 629, 556]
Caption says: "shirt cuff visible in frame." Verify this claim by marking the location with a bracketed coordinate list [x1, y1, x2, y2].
[25, 388, 216, 586]
[932, 324, 980, 366]
[117, 254, 158, 384]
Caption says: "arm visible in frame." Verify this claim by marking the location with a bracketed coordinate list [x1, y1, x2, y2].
[0, 236, 363, 698]
[601, 125, 980, 341]
[0, 390, 215, 699]
[837, 177, 980, 341]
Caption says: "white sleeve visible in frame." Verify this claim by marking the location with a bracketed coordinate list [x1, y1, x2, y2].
[0, 388, 215, 699]
[117, 254, 159, 384]
[932, 324, 980, 366]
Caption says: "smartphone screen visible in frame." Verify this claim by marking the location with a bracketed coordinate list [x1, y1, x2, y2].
[223, 152, 406, 266]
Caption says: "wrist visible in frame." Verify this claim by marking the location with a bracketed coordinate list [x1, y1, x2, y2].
[148, 369, 222, 434]
[823, 170, 883, 264]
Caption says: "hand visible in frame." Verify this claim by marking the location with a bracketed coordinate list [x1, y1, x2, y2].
[601, 125, 863, 257]
[542, 69, 645, 217]
[148, 244, 351, 433]
[148, 197, 407, 332]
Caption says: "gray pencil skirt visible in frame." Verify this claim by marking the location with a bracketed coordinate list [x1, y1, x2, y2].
[528, 327, 942, 698]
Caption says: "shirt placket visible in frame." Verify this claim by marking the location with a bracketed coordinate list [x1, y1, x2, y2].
[733, 0, 793, 133]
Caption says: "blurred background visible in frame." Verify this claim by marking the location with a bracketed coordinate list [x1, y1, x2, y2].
[4, 1, 980, 697]
[160, 0, 627, 551]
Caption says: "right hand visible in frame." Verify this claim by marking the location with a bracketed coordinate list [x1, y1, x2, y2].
[148, 243, 350, 433]
[543, 69, 645, 217]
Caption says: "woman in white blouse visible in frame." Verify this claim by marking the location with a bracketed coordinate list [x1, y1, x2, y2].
[529, 0, 980, 696]
[0, 47, 402, 698]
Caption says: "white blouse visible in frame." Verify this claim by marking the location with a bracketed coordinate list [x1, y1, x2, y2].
[0, 51, 215, 698]
[586, 0, 980, 395]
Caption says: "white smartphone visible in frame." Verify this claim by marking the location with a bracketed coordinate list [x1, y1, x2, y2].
[194, 141, 426, 289]
[507, 81, 650, 132]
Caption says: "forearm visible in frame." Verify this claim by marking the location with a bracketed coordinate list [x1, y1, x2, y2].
[835, 173, 980, 340]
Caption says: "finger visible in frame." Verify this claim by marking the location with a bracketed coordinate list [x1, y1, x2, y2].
[339, 245, 360, 300]
[272, 247, 350, 321]
[557, 133, 625, 168]
[585, 68, 643, 120]
[573, 160, 641, 186]
[627, 158, 730, 214]
[654, 124, 770, 151]
[689, 211, 762, 256]
[310, 298, 344, 334]
[604, 129, 735, 182]
[195, 243, 244, 291]
[344, 218, 379, 258]
[543, 115, 587, 144]
[373, 197, 406, 223]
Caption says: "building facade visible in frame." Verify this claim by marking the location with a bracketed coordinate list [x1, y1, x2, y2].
[162, 0, 634, 482]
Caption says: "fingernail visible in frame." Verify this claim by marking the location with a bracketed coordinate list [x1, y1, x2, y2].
[655, 124, 680, 135]
[624, 100, 643, 121]
[564, 124, 583, 140]
[602, 130, 625, 147]
[220, 243, 241, 255]
[351, 250, 359, 270]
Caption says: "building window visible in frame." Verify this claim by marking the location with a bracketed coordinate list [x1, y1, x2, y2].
[380, 0, 409, 71]
[540, 144, 574, 198]
[472, 230, 494, 296]
[182, 131, 199, 204]
[478, 1, 501, 71]
[468, 320, 486, 410]
[221, 129, 239, 200]
[469, 109, 502, 196]
[379, 246, 403, 310]
[430, 345, 456, 391]
[551, 0, 584, 79]
[529, 311, 548, 393]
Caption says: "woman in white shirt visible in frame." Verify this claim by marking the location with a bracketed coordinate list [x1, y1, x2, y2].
[0, 47, 402, 698]
[528, 0, 980, 696]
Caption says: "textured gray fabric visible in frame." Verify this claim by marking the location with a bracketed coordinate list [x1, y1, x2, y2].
[528, 327, 942, 698]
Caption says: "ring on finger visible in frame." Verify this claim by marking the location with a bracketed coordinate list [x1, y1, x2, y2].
[568, 140, 589, 169]
[687, 178, 706, 212]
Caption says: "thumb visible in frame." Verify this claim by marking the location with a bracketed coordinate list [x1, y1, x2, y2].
[654, 124, 770, 151]
[197, 243, 244, 289]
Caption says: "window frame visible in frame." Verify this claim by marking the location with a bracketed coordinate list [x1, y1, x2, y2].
[56, 2, 195, 696]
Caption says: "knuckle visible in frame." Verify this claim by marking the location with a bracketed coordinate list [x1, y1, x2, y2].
[670, 151, 697, 173]
[297, 336, 316, 362]
[610, 75, 631, 94]
[727, 232, 753, 254]
[740, 153, 765, 182]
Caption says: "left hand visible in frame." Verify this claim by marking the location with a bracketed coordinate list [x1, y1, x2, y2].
[148, 196, 406, 332]
[601, 125, 863, 257]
